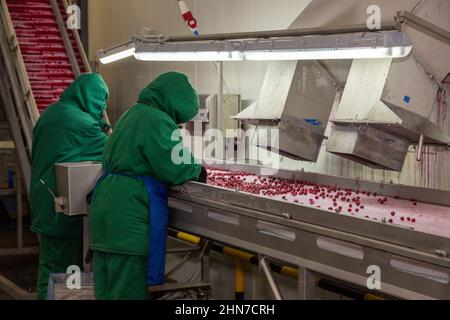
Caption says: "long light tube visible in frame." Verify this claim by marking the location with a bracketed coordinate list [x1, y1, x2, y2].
[134, 51, 242, 62]
[244, 46, 412, 61]
[98, 43, 135, 64]
[133, 46, 411, 62]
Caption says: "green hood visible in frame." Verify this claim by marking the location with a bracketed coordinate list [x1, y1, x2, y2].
[60, 73, 109, 124]
[138, 72, 199, 124]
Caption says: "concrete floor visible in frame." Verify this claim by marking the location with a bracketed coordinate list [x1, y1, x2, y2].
[0, 229, 39, 299]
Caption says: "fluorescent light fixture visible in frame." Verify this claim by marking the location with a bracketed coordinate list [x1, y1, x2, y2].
[240, 31, 412, 61]
[133, 38, 242, 62]
[100, 31, 412, 63]
[134, 51, 242, 61]
[133, 31, 412, 62]
[98, 42, 135, 64]
[244, 46, 412, 61]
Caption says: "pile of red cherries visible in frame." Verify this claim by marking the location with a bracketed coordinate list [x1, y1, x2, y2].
[207, 168, 419, 227]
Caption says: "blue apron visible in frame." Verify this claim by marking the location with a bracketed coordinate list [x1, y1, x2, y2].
[88, 172, 168, 286]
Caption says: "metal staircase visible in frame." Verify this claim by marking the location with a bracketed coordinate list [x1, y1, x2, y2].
[1, 0, 91, 191]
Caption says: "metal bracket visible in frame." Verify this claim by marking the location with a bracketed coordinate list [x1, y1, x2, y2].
[54, 197, 66, 213]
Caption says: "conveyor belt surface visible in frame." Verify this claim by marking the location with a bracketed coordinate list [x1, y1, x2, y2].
[207, 168, 450, 239]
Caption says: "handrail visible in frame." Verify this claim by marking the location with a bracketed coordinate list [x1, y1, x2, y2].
[61, 0, 91, 72]
[50, 0, 80, 77]
[0, 4, 33, 155]
[0, 0, 39, 125]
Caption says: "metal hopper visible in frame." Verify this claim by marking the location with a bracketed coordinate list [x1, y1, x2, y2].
[234, 60, 337, 161]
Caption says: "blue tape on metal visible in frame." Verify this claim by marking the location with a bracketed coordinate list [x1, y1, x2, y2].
[304, 118, 323, 126]
[403, 96, 411, 104]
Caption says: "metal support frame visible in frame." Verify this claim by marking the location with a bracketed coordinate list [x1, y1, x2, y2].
[0, 71, 31, 197]
[0, 274, 33, 300]
[0, 154, 38, 299]
[15, 170, 22, 249]
[0, 158, 38, 258]
[153, 238, 212, 299]
[298, 267, 316, 300]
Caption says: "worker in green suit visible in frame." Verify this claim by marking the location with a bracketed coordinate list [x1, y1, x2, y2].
[30, 73, 110, 300]
[88, 72, 207, 300]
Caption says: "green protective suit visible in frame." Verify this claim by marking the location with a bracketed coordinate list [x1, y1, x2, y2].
[30, 73, 109, 300]
[89, 71, 202, 300]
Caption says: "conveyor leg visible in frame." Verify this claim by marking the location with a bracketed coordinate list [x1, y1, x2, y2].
[298, 267, 316, 300]
[16, 171, 23, 249]
[260, 257, 283, 300]
[200, 242, 210, 283]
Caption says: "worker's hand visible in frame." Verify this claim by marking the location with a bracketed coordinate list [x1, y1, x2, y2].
[197, 166, 208, 183]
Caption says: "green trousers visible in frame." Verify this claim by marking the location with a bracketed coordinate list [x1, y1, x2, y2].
[37, 234, 83, 300]
[92, 250, 149, 300]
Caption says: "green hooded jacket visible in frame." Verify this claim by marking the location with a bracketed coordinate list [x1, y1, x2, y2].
[89, 72, 202, 256]
[30, 73, 109, 240]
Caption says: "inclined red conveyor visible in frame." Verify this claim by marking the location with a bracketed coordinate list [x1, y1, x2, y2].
[6, 0, 85, 113]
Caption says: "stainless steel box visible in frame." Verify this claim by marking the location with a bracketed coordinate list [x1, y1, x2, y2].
[54, 162, 103, 216]
[327, 123, 410, 172]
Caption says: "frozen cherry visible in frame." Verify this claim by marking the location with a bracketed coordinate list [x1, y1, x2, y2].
[391, 211, 395, 216]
